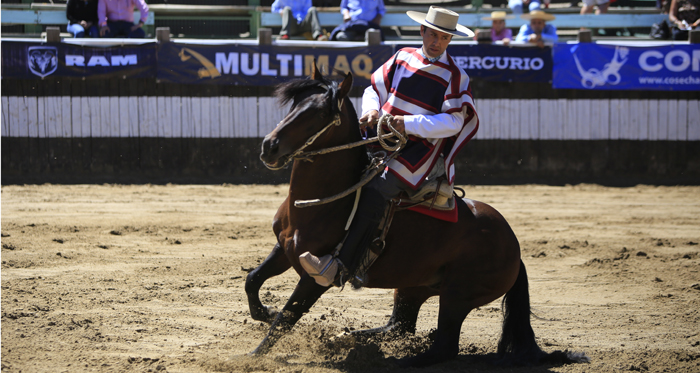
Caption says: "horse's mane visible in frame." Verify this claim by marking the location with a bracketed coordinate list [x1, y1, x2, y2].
[273, 74, 354, 118]
[274, 78, 331, 107]
[273, 73, 361, 140]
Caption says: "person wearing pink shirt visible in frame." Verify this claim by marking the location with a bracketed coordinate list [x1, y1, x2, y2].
[482, 11, 514, 45]
[98, 0, 149, 38]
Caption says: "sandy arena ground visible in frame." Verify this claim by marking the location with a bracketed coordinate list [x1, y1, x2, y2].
[1, 183, 699, 373]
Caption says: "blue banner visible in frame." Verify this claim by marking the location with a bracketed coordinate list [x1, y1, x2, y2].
[157, 42, 393, 86]
[1, 40, 156, 79]
[447, 44, 553, 83]
[553, 43, 700, 91]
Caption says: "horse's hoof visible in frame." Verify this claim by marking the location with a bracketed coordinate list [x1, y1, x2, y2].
[349, 324, 397, 341]
[248, 346, 266, 356]
[397, 350, 453, 368]
[396, 356, 413, 368]
[327, 331, 357, 350]
[250, 306, 278, 324]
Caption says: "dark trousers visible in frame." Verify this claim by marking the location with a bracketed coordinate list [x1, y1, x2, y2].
[280, 6, 323, 39]
[102, 20, 145, 38]
[672, 25, 699, 41]
[330, 19, 383, 41]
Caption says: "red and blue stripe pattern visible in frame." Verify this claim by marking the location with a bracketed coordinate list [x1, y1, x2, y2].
[370, 47, 479, 188]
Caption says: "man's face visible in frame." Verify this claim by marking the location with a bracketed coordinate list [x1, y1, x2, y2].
[491, 19, 505, 33]
[421, 26, 453, 59]
[530, 19, 546, 33]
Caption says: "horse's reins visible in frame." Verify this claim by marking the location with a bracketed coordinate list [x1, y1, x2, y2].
[293, 113, 405, 208]
[261, 103, 344, 171]
[299, 112, 405, 159]
[261, 98, 406, 208]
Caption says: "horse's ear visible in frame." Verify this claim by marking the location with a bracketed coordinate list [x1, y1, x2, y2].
[311, 60, 323, 81]
[337, 71, 353, 100]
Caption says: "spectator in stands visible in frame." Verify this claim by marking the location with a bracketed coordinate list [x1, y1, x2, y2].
[514, 10, 558, 46]
[657, 0, 672, 13]
[480, 11, 514, 44]
[67, 0, 99, 38]
[581, 0, 609, 14]
[271, 0, 328, 40]
[668, 0, 700, 40]
[330, 0, 385, 41]
[509, 0, 549, 15]
[98, 0, 149, 38]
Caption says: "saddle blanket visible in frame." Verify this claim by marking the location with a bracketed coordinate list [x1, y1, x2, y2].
[402, 177, 459, 223]
[408, 203, 458, 223]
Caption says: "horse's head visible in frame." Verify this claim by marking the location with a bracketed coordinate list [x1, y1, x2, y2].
[260, 62, 353, 170]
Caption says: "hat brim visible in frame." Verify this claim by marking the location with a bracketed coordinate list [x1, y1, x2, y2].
[520, 13, 556, 21]
[482, 15, 515, 21]
[406, 11, 474, 38]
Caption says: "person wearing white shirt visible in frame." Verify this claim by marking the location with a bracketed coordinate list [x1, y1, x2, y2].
[299, 7, 480, 288]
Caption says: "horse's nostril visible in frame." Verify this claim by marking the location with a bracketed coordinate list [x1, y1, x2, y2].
[261, 137, 279, 159]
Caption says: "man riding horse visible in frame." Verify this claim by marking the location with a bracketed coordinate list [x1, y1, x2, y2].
[300, 6, 480, 287]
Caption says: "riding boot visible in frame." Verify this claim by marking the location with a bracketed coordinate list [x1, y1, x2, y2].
[299, 187, 387, 287]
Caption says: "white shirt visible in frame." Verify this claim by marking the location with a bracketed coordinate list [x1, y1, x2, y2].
[361, 86, 466, 139]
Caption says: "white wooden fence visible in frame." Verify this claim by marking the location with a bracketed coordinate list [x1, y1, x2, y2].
[2, 96, 699, 140]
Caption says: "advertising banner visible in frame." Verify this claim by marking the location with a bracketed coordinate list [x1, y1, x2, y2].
[448, 44, 553, 83]
[553, 43, 700, 91]
[392, 43, 553, 83]
[157, 42, 393, 86]
[1, 40, 157, 79]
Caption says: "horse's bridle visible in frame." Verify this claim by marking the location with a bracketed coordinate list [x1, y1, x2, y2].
[262, 99, 343, 171]
[262, 96, 407, 208]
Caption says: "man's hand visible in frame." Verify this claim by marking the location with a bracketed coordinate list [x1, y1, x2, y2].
[528, 33, 544, 47]
[360, 111, 406, 137]
[359, 110, 379, 129]
[131, 22, 143, 32]
[389, 115, 406, 137]
[99, 25, 110, 37]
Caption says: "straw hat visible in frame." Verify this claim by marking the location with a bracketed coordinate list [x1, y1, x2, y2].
[407, 6, 474, 37]
[520, 10, 556, 21]
[482, 11, 515, 21]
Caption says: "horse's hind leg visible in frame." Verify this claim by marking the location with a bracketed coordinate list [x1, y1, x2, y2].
[398, 287, 473, 367]
[353, 286, 436, 337]
[245, 242, 291, 323]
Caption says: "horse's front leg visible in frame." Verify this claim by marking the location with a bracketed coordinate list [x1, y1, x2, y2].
[245, 242, 292, 323]
[250, 274, 329, 355]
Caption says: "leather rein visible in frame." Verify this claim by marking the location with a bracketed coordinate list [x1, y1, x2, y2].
[261, 98, 406, 208]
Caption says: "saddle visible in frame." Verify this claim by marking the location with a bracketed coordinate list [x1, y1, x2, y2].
[398, 177, 456, 211]
[346, 178, 461, 289]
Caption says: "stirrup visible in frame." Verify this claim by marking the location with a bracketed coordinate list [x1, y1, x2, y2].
[349, 237, 386, 289]
[299, 252, 340, 287]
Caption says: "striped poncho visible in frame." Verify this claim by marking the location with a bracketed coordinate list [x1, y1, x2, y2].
[362, 47, 479, 189]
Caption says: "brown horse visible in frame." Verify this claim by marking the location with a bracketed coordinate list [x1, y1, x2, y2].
[247, 66, 583, 367]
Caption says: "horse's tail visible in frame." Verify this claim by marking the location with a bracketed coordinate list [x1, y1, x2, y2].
[497, 260, 589, 365]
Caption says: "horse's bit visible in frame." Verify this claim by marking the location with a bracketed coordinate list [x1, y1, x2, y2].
[263, 103, 406, 209]
[262, 101, 343, 171]
[289, 112, 405, 208]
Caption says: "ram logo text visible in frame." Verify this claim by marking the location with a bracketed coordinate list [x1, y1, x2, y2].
[66, 55, 138, 66]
